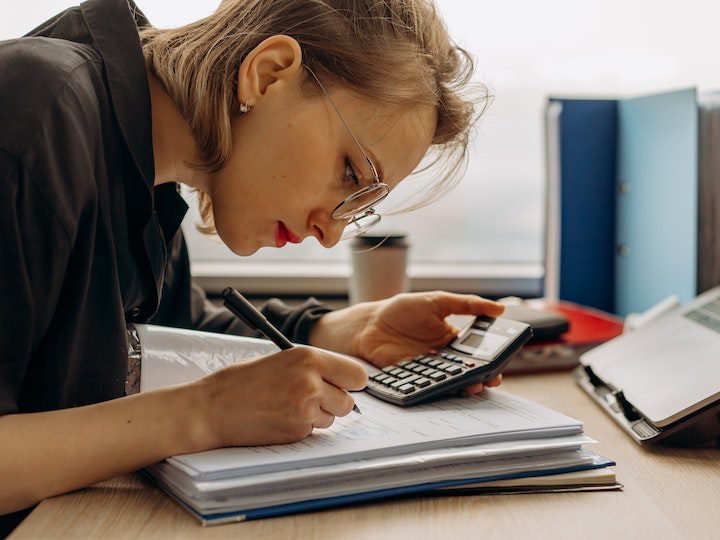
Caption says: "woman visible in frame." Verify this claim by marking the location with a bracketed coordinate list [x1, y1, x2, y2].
[0, 0, 504, 531]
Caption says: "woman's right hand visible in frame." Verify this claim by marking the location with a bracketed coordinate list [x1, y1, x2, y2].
[190, 345, 368, 448]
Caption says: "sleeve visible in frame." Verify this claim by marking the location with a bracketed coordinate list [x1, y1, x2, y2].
[149, 230, 334, 345]
[0, 150, 71, 415]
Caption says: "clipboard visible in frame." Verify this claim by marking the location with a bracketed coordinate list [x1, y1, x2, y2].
[573, 287, 720, 446]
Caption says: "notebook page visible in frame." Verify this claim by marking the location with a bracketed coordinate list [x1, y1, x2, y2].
[168, 389, 582, 480]
[136, 324, 280, 392]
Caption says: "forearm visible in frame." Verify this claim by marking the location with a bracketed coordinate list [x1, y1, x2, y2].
[0, 384, 209, 515]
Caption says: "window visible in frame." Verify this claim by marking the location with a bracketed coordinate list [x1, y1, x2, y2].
[7, 1, 720, 294]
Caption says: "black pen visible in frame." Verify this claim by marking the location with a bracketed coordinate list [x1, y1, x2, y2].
[222, 287, 361, 414]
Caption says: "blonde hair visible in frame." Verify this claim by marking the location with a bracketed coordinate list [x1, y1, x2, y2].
[140, 0, 489, 232]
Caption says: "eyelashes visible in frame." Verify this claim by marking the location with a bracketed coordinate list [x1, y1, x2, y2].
[342, 157, 361, 187]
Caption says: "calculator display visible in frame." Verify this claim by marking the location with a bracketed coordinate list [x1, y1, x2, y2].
[460, 333, 485, 348]
[453, 329, 508, 359]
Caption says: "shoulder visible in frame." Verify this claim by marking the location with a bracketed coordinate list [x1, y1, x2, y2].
[0, 38, 116, 242]
[0, 37, 104, 158]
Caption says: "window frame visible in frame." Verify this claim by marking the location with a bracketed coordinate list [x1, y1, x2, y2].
[191, 260, 543, 297]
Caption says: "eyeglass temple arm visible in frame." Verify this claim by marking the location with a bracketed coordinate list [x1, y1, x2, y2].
[303, 64, 380, 183]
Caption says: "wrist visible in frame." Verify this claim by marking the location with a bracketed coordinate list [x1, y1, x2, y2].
[171, 380, 220, 454]
[309, 301, 380, 357]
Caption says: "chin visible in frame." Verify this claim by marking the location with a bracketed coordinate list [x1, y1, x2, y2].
[214, 225, 259, 256]
[228, 241, 260, 257]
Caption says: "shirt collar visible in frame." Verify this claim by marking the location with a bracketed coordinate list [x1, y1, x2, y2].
[80, 0, 155, 194]
[80, 0, 189, 310]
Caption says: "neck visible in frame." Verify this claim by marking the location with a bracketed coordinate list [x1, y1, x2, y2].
[147, 70, 211, 192]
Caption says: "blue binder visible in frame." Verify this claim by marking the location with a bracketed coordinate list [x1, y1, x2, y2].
[615, 89, 698, 315]
[549, 98, 618, 313]
[547, 89, 698, 317]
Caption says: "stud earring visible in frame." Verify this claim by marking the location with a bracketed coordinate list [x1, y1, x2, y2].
[239, 101, 252, 114]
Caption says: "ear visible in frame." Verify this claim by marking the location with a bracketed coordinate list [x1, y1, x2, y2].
[237, 35, 303, 108]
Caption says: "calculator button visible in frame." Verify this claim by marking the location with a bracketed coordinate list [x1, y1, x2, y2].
[413, 355, 428, 361]
[382, 366, 396, 373]
[373, 373, 390, 382]
[399, 374, 420, 385]
[445, 365, 462, 375]
[464, 361, 476, 368]
[405, 362, 421, 371]
[420, 368, 435, 376]
[428, 359, 442, 367]
[396, 370, 412, 379]
[390, 379, 409, 389]
[440, 352, 453, 360]
[429, 371, 447, 382]
[398, 361, 411, 368]
[410, 364, 427, 373]
[438, 362, 455, 371]
[383, 377, 398, 385]
[417, 357, 434, 365]
[415, 377, 431, 388]
[389, 368, 404, 376]
[398, 384, 416, 394]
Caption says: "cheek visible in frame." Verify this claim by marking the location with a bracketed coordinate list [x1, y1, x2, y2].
[203, 108, 341, 252]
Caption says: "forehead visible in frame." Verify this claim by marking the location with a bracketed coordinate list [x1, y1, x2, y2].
[329, 90, 437, 188]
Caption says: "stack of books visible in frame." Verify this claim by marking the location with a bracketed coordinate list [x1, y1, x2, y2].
[135, 325, 619, 525]
[145, 391, 617, 524]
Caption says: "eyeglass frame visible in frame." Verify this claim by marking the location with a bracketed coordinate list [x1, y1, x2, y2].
[303, 65, 390, 233]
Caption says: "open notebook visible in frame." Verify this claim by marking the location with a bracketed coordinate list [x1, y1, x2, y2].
[133, 324, 617, 524]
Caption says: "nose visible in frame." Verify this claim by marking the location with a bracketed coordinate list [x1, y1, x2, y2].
[308, 209, 347, 248]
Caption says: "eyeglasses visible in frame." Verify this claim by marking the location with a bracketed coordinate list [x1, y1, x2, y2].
[304, 66, 390, 240]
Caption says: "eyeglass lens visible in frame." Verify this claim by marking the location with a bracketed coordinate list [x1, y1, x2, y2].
[339, 212, 382, 240]
[333, 184, 389, 220]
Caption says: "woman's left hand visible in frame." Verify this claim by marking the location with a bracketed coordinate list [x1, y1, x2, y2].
[310, 291, 506, 395]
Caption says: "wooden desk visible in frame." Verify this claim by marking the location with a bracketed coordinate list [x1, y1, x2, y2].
[11, 372, 720, 540]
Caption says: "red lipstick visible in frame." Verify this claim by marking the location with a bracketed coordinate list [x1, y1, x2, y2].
[276, 222, 302, 247]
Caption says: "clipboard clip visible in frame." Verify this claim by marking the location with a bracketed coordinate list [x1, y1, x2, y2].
[611, 390, 641, 422]
[582, 365, 640, 422]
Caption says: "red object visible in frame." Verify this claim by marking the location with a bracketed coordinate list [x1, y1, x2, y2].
[534, 300, 624, 346]
[504, 300, 624, 375]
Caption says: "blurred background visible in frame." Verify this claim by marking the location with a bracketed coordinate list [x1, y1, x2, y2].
[5, 0, 720, 295]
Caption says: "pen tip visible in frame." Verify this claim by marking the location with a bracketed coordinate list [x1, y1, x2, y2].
[353, 403, 362, 414]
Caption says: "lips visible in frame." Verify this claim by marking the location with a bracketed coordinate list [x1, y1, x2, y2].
[276, 222, 302, 247]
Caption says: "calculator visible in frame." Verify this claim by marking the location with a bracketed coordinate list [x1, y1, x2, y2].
[365, 316, 533, 406]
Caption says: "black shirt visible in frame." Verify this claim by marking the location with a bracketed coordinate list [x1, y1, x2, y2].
[0, 0, 331, 533]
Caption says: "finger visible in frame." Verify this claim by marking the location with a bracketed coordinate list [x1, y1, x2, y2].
[429, 292, 505, 319]
[319, 352, 369, 391]
[462, 382, 485, 396]
[485, 374, 503, 387]
[318, 383, 356, 417]
[313, 409, 336, 429]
